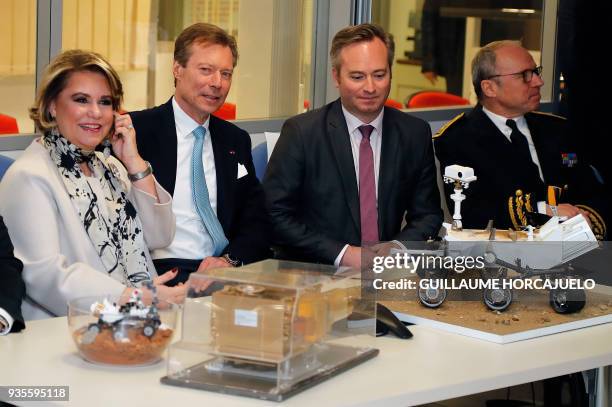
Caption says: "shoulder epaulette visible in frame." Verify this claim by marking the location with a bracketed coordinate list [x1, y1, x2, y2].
[530, 111, 567, 120]
[433, 112, 465, 139]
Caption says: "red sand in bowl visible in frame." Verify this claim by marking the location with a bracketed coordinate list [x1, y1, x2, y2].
[73, 325, 173, 365]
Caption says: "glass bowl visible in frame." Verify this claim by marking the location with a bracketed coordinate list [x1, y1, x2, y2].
[68, 295, 179, 366]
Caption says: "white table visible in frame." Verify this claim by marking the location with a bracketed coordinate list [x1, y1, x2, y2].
[1, 316, 611, 406]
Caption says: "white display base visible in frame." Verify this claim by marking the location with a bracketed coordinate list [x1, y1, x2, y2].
[393, 310, 612, 344]
[393, 284, 612, 344]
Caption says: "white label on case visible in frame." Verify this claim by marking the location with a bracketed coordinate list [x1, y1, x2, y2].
[234, 309, 258, 327]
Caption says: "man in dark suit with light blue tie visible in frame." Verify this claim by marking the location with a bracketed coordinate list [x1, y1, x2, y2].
[130, 23, 270, 285]
[263, 24, 443, 268]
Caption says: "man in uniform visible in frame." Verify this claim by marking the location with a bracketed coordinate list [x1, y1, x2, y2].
[434, 40, 606, 238]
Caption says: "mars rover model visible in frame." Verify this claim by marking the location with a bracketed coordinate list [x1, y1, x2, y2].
[414, 165, 598, 314]
[82, 283, 161, 343]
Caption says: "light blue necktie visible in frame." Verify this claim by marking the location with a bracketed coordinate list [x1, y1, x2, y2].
[192, 125, 229, 256]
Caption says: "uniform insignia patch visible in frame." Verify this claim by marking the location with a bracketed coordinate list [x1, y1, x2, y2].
[561, 152, 577, 167]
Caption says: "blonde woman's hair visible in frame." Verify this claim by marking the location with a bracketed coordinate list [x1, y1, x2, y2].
[30, 50, 123, 132]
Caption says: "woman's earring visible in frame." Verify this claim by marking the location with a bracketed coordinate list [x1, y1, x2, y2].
[102, 139, 111, 159]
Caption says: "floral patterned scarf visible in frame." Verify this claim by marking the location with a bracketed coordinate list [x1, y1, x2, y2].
[42, 130, 152, 286]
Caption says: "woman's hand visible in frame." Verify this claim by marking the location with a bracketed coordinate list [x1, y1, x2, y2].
[120, 269, 186, 306]
[153, 268, 186, 304]
[155, 284, 186, 305]
[154, 268, 179, 285]
[111, 112, 147, 175]
[112, 112, 158, 199]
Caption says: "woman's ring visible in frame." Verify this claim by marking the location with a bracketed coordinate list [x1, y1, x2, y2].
[127, 124, 133, 129]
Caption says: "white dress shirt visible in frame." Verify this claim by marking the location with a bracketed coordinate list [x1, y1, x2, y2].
[152, 97, 217, 260]
[334, 106, 384, 266]
[482, 107, 547, 214]
[0, 308, 13, 335]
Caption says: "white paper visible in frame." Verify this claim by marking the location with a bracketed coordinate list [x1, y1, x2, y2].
[234, 309, 258, 327]
[237, 163, 248, 179]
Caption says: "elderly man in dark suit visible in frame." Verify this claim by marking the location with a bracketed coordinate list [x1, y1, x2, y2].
[263, 24, 442, 268]
[434, 40, 606, 238]
[0, 215, 25, 334]
[130, 23, 270, 285]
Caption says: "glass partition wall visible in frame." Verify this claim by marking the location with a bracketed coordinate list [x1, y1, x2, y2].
[0, 0, 560, 143]
[0, 0, 37, 134]
[370, 0, 551, 110]
[61, 0, 314, 121]
[0, 0, 315, 140]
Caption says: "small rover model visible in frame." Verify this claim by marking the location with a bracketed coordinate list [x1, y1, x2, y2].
[81, 283, 161, 343]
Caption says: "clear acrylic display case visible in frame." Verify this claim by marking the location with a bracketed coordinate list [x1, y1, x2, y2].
[161, 259, 378, 401]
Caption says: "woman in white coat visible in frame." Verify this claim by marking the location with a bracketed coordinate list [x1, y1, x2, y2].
[0, 50, 185, 319]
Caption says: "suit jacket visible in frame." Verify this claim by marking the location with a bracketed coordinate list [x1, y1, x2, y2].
[0, 141, 174, 320]
[130, 98, 271, 264]
[0, 215, 25, 333]
[263, 99, 443, 264]
[434, 104, 607, 235]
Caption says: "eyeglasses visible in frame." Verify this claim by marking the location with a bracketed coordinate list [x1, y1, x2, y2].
[487, 66, 543, 83]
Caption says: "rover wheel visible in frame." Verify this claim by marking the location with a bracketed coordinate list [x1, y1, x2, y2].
[483, 251, 497, 265]
[113, 328, 127, 341]
[418, 286, 447, 308]
[483, 288, 512, 311]
[81, 324, 100, 344]
[143, 324, 156, 338]
[550, 289, 586, 314]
